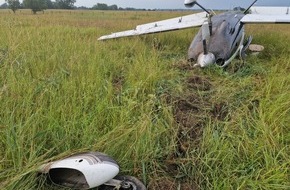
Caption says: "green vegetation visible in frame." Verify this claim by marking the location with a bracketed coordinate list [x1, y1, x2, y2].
[0, 10, 289, 189]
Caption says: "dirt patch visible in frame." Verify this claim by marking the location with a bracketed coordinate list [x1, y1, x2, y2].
[147, 59, 235, 189]
[172, 93, 209, 157]
[155, 62, 234, 189]
[156, 75, 213, 186]
[172, 80, 212, 137]
[175, 98, 200, 112]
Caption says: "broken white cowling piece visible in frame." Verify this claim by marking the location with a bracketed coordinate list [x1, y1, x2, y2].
[98, 12, 208, 40]
[39, 152, 119, 189]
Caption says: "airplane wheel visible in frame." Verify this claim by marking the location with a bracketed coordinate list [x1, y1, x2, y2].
[98, 175, 146, 190]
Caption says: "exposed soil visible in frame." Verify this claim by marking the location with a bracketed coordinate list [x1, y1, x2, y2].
[172, 73, 213, 153]
[149, 61, 232, 190]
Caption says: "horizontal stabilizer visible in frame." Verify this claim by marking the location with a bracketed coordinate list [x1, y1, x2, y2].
[98, 12, 208, 40]
[241, 14, 290, 24]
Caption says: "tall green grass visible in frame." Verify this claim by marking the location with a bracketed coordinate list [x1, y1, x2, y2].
[0, 10, 289, 189]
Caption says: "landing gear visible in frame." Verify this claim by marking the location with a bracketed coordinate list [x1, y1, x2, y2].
[98, 175, 146, 190]
[240, 35, 253, 59]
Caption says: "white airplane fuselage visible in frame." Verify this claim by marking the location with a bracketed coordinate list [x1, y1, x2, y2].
[189, 12, 247, 67]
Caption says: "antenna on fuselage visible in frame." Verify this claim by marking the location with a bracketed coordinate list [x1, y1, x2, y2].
[244, 0, 258, 14]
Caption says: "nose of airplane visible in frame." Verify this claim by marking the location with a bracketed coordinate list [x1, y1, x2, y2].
[196, 52, 215, 67]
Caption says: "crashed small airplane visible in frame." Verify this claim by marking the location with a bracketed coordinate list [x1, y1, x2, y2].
[98, 0, 290, 68]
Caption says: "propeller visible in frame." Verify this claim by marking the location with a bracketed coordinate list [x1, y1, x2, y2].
[195, 20, 215, 68]
[184, 0, 215, 67]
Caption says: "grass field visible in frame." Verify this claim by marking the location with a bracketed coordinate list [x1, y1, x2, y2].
[0, 9, 290, 190]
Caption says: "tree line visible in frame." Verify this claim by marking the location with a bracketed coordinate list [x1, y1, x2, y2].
[1, 1, 148, 14]
[3, 0, 76, 13]
[91, 3, 147, 11]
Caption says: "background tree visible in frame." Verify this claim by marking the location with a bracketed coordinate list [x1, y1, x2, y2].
[55, 0, 76, 9]
[92, 3, 118, 10]
[0, 3, 8, 9]
[5, 0, 20, 13]
[45, 0, 55, 9]
[93, 3, 105, 10]
[23, 0, 47, 14]
[108, 4, 118, 10]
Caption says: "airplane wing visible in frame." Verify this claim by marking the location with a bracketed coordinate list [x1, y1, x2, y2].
[98, 12, 208, 40]
[242, 6, 290, 24]
[250, 6, 289, 15]
[241, 14, 290, 24]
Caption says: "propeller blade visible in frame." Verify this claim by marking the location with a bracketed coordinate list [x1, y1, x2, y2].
[201, 21, 210, 41]
[201, 21, 210, 54]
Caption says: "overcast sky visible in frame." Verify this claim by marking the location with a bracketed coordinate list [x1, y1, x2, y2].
[75, 0, 290, 9]
[1, 0, 289, 9]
